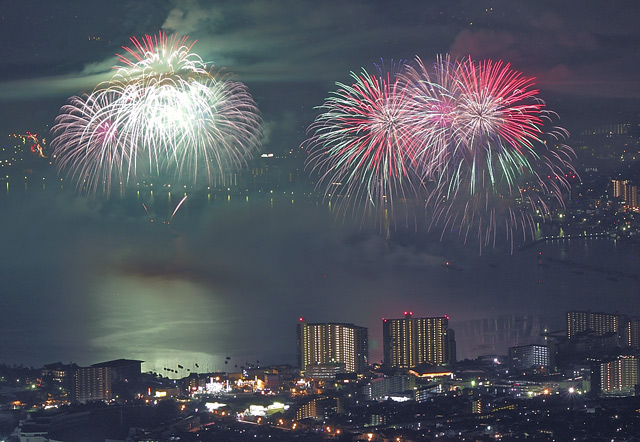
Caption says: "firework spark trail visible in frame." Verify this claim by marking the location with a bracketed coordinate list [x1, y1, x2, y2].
[405, 56, 577, 251]
[51, 92, 135, 195]
[170, 194, 188, 221]
[304, 64, 425, 230]
[306, 55, 577, 250]
[52, 31, 262, 196]
[401, 55, 461, 178]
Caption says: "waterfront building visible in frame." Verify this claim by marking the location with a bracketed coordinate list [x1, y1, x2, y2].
[71, 359, 142, 403]
[382, 312, 455, 368]
[297, 319, 369, 373]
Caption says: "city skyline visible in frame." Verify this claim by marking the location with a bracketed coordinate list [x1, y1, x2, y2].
[1, 0, 639, 374]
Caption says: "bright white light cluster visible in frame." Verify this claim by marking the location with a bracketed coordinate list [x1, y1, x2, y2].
[52, 32, 262, 195]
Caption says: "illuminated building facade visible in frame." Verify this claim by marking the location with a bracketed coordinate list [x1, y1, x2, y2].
[295, 399, 317, 420]
[364, 375, 415, 401]
[582, 123, 631, 136]
[600, 355, 639, 396]
[612, 179, 639, 209]
[508, 344, 549, 373]
[627, 317, 640, 349]
[91, 358, 142, 384]
[567, 311, 624, 340]
[297, 319, 368, 373]
[382, 312, 454, 368]
[71, 359, 142, 403]
[568, 311, 640, 352]
[295, 397, 342, 420]
[304, 364, 344, 380]
[72, 366, 112, 403]
[41, 362, 78, 387]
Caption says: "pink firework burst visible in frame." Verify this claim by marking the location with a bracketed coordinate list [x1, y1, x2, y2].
[304, 63, 425, 231]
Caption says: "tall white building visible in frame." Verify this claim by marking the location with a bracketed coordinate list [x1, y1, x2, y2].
[508, 344, 549, 373]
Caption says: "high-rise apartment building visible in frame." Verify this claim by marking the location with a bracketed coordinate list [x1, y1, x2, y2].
[567, 311, 624, 340]
[611, 179, 639, 209]
[297, 319, 369, 373]
[72, 366, 112, 403]
[626, 317, 640, 349]
[71, 359, 142, 403]
[508, 344, 549, 373]
[567, 311, 640, 352]
[630, 185, 639, 209]
[612, 179, 628, 199]
[382, 312, 454, 368]
[600, 355, 639, 396]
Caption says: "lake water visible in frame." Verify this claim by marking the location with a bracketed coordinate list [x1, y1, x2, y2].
[1, 185, 638, 374]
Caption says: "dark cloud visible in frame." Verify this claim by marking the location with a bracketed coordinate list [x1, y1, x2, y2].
[450, 29, 519, 61]
[447, 2, 640, 98]
[2, 0, 638, 136]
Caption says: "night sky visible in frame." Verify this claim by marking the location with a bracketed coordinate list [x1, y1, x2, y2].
[1, 0, 639, 372]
